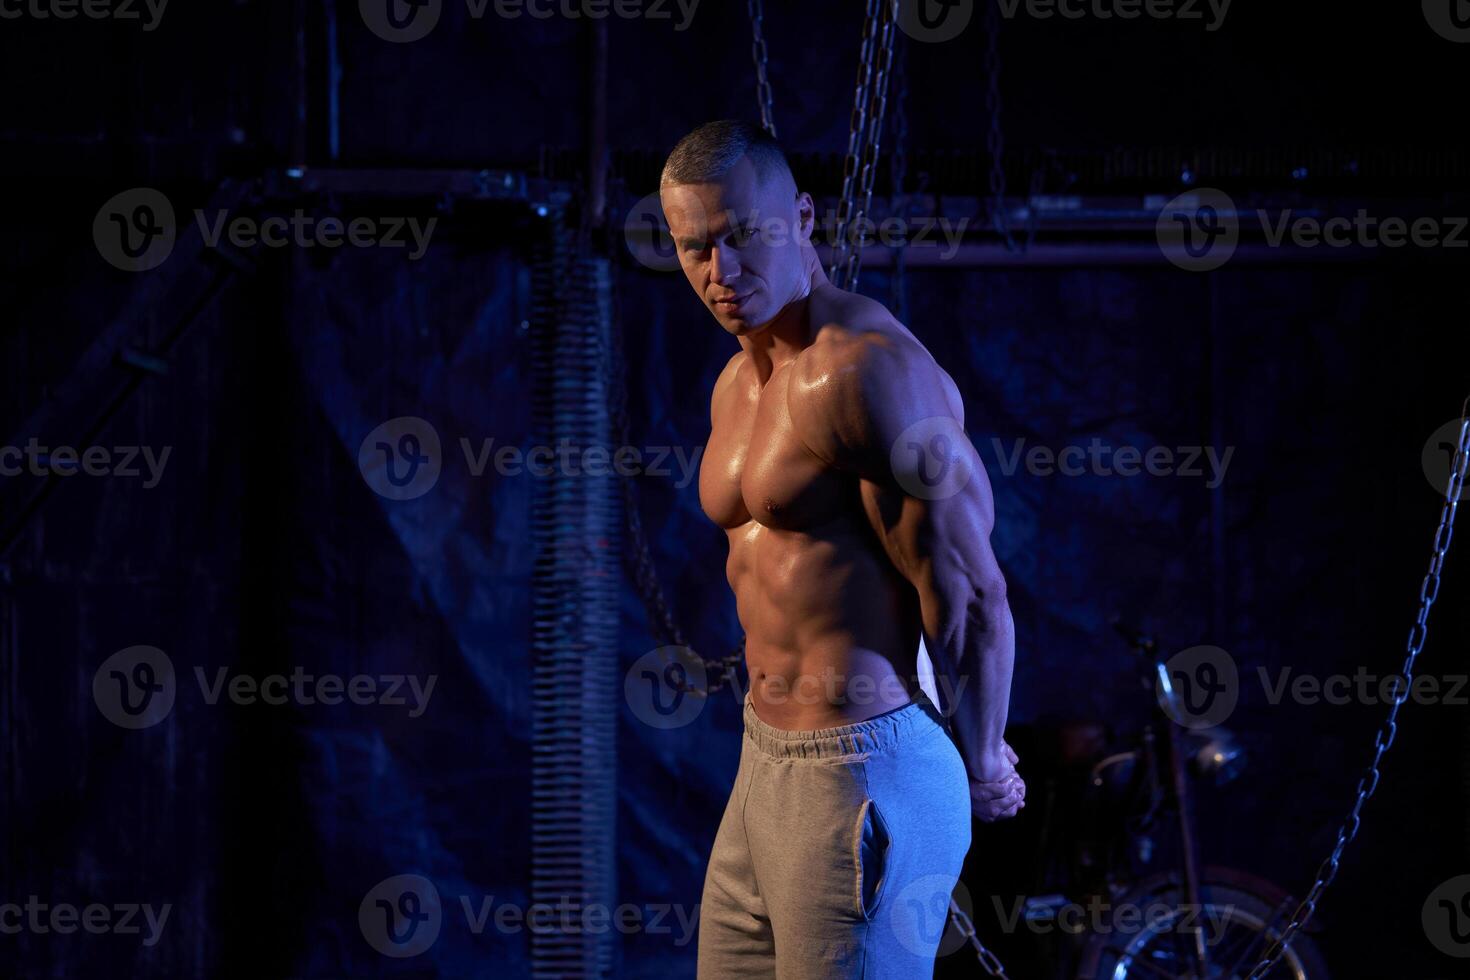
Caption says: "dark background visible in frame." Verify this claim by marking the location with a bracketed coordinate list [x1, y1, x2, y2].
[2, 1, 1469, 977]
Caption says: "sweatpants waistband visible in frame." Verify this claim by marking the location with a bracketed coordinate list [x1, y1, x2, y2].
[741, 688, 949, 759]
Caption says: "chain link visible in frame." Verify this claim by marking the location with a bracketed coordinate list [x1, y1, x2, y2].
[1242, 404, 1469, 977]
[982, 0, 1009, 247]
[607, 255, 745, 696]
[946, 897, 1013, 978]
[887, 33, 911, 323]
[937, 402, 1469, 980]
[982, 0, 1041, 252]
[829, 0, 899, 292]
[748, 0, 777, 138]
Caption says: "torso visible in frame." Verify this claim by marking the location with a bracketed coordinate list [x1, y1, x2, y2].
[698, 285, 962, 730]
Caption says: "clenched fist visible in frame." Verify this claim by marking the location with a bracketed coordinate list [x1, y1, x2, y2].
[968, 741, 1025, 823]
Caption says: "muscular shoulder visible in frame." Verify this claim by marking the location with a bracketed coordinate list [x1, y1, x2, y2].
[709, 349, 746, 425]
[789, 288, 961, 472]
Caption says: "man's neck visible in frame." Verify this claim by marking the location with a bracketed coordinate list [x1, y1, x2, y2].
[738, 246, 830, 386]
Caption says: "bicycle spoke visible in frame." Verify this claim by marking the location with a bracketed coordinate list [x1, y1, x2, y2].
[1119, 952, 1183, 980]
[1218, 923, 1272, 975]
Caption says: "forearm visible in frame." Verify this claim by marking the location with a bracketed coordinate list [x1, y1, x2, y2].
[926, 590, 1016, 781]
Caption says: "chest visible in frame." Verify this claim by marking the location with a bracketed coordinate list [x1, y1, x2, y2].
[698, 367, 849, 532]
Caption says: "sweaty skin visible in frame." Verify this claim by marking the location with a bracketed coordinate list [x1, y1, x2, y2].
[662, 155, 1025, 821]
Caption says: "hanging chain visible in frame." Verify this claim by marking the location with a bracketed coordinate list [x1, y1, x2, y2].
[1242, 402, 1469, 977]
[607, 258, 745, 696]
[848, 0, 898, 291]
[748, 0, 777, 138]
[981, 0, 1040, 255]
[946, 897, 1013, 978]
[829, 0, 898, 292]
[936, 400, 1470, 980]
[982, 0, 1041, 253]
[888, 32, 911, 323]
[982, 0, 1012, 249]
[829, 0, 881, 288]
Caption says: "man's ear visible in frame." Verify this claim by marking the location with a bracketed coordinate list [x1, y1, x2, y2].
[795, 191, 816, 245]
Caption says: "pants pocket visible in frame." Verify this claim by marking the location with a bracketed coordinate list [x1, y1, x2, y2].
[856, 798, 893, 921]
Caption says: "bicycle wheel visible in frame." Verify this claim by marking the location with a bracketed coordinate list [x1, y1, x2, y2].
[1081, 881, 1331, 980]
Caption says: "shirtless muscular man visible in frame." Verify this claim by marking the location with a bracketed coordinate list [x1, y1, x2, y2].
[660, 120, 1024, 979]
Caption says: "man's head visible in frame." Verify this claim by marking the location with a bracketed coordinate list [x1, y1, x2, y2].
[659, 120, 815, 335]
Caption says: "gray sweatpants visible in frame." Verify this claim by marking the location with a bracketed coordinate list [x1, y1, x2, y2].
[696, 690, 972, 979]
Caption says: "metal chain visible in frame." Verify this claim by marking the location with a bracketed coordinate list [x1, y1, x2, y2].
[748, 0, 777, 138]
[937, 401, 1470, 980]
[829, 0, 898, 292]
[946, 897, 1013, 979]
[847, 0, 897, 291]
[982, 0, 1041, 253]
[982, 0, 1011, 249]
[828, 0, 880, 288]
[1243, 402, 1470, 977]
[607, 254, 745, 695]
[887, 32, 910, 323]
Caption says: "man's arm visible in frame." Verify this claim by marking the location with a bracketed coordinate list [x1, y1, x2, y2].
[792, 332, 1023, 821]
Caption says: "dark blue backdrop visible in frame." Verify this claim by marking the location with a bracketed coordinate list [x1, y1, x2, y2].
[2, 2, 1468, 978]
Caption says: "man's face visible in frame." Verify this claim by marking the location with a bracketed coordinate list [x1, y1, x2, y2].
[659, 155, 813, 335]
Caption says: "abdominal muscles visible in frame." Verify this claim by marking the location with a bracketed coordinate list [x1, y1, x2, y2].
[726, 514, 922, 728]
